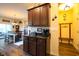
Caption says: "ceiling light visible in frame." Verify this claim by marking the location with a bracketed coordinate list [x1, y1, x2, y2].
[59, 3, 74, 11]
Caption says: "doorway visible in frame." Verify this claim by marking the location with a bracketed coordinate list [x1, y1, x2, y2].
[59, 23, 79, 56]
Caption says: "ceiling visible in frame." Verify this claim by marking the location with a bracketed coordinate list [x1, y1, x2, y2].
[0, 3, 28, 19]
[59, 3, 74, 11]
[0, 3, 44, 20]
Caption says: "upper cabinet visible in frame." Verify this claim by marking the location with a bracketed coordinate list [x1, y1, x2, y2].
[28, 10, 33, 26]
[40, 4, 49, 26]
[28, 3, 50, 27]
[32, 7, 41, 26]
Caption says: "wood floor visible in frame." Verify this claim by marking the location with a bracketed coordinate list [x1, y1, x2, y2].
[0, 39, 30, 56]
[59, 43, 79, 56]
[0, 45, 25, 56]
[1, 38, 79, 56]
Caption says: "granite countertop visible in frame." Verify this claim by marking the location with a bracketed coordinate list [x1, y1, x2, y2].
[24, 35, 49, 39]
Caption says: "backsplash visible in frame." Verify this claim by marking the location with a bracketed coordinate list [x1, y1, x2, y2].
[28, 27, 37, 32]
[28, 26, 49, 32]
[24, 26, 49, 35]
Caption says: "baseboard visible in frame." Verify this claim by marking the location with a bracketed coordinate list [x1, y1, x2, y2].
[73, 44, 79, 53]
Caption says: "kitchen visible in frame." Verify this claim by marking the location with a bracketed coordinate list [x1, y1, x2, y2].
[0, 3, 59, 56]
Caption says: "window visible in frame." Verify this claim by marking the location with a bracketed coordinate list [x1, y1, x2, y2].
[0, 24, 12, 33]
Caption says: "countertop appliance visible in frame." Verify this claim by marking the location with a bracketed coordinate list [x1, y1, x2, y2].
[42, 29, 50, 37]
[35, 28, 50, 37]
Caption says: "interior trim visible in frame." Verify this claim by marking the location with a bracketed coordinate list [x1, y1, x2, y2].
[27, 3, 50, 11]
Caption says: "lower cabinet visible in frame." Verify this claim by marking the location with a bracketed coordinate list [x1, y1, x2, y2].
[28, 37, 37, 56]
[23, 36, 47, 56]
[37, 38, 46, 56]
[23, 37, 29, 52]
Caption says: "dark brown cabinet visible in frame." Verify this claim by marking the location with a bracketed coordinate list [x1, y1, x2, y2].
[28, 3, 50, 26]
[28, 10, 33, 26]
[40, 4, 49, 26]
[23, 36, 47, 56]
[23, 37, 29, 52]
[37, 38, 46, 56]
[28, 37, 37, 56]
[32, 7, 41, 26]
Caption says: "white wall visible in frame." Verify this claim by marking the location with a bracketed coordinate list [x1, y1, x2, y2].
[49, 3, 59, 55]
[73, 4, 79, 52]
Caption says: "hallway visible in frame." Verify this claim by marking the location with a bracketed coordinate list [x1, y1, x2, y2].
[59, 43, 79, 56]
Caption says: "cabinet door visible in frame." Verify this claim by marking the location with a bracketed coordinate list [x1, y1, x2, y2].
[37, 38, 46, 56]
[31, 9, 35, 26]
[32, 8, 41, 26]
[28, 37, 37, 56]
[23, 37, 29, 52]
[28, 10, 33, 26]
[40, 4, 49, 26]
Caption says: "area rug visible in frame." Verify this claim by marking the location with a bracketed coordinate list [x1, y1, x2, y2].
[14, 41, 23, 46]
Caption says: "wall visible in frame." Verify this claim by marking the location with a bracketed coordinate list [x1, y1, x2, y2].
[26, 3, 44, 9]
[23, 10, 28, 28]
[0, 16, 13, 25]
[58, 8, 73, 23]
[0, 16, 27, 32]
[49, 3, 59, 55]
[73, 4, 79, 52]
